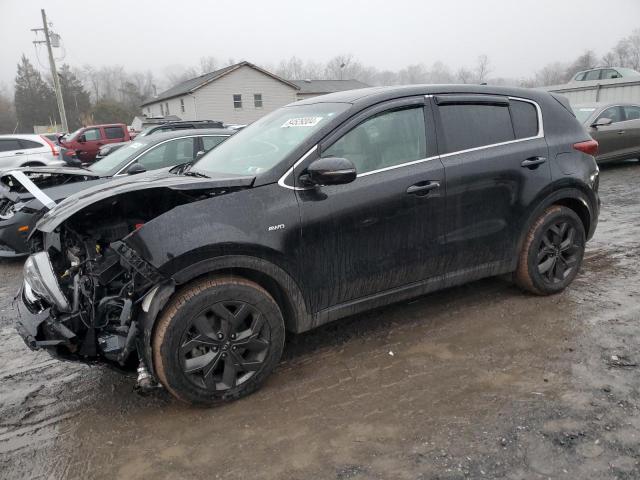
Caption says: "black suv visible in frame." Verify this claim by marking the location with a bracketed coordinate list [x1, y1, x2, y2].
[16, 85, 600, 406]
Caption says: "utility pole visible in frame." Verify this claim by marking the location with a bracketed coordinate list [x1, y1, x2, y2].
[32, 9, 68, 132]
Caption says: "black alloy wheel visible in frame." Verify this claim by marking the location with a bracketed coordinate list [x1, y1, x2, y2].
[536, 221, 581, 284]
[179, 301, 270, 391]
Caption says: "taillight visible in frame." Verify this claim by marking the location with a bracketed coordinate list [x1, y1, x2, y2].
[40, 135, 59, 157]
[573, 139, 598, 156]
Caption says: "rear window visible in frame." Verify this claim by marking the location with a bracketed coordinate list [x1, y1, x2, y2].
[509, 100, 538, 139]
[438, 104, 515, 153]
[20, 139, 44, 149]
[104, 126, 125, 139]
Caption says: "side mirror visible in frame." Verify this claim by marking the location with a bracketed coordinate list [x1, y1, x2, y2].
[127, 163, 147, 175]
[302, 157, 357, 186]
[195, 150, 206, 161]
[591, 117, 612, 128]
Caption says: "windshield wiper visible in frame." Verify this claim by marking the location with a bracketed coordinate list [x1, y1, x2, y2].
[183, 168, 210, 178]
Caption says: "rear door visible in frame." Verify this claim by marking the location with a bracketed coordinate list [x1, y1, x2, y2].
[296, 97, 448, 312]
[620, 105, 640, 158]
[434, 94, 550, 273]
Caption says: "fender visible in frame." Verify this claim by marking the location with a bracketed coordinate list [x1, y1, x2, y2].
[512, 182, 599, 270]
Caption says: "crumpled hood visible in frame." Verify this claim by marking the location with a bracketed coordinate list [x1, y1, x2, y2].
[0, 166, 101, 200]
[36, 169, 255, 232]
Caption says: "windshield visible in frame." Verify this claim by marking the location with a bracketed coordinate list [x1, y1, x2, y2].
[193, 103, 350, 176]
[572, 106, 596, 124]
[88, 140, 148, 174]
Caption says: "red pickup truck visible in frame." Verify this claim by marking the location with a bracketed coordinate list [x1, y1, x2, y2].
[59, 124, 133, 162]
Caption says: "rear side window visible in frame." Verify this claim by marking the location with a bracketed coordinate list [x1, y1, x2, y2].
[584, 70, 601, 81]
[509, 100, 538, 139]
[19, 139, 44, 149]
[0, 138, 22, 152]
[438, 104, 514, 153]
[623, 105, 640, 120]
[104, 126, 124, 139]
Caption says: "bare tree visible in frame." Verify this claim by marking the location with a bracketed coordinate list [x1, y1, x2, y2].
[427, 61, 454, 83]
[533, 62, 567, 86]
[601, 52, 616, 67]
[474, 55, 491, 83]
[455, 67, 473, 84]
[199, 56, 218, 74]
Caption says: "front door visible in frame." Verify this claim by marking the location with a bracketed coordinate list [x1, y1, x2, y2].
[434, 95, 550, 272]
[296, 98, 447, 313]
[592, 105, 628, 161]
[76, 127, 103, 162]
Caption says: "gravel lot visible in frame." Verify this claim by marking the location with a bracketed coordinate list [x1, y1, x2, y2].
[1, 161, 639, 480]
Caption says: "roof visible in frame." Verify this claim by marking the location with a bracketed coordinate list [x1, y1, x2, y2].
[132, 128, 235, 145]
[292, 84, 554, 107]
[141, 62, 299, 107]
[290, 79, 370, 94]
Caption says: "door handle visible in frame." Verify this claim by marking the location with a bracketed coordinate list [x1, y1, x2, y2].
[406, 181, 440, 195]
[14, 152, 24, 155]
[616, 131, 625, 135]
[521, 156, 547, 169]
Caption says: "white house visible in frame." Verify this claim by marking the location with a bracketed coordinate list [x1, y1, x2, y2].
[140, 62, 369, 124]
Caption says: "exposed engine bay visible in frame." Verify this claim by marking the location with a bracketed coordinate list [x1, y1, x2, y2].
[21, 187, 216, 369]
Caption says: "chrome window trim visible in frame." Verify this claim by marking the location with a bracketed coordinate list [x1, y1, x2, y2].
[113, 134, 229, 176]
[277, 96, 545, 188]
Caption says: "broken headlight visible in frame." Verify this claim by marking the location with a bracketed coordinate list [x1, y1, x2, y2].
[23, 252, 71, 312]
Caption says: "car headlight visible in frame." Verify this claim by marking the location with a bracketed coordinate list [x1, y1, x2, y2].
[23, 252, 71, 312]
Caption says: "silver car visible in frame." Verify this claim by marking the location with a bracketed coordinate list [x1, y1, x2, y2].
[572, 102, 640, 164]
[0, 134, 66, 169]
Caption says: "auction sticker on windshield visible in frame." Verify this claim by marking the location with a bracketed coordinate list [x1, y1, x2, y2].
[281, 117, 324, 128]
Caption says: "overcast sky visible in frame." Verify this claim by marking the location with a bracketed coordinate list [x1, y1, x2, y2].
[1, 0, 639, 90]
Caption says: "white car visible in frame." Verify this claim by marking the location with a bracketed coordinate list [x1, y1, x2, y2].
[0, 134, 66, 169]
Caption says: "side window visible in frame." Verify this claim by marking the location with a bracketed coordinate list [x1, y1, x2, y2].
[574, 72, 586, 81]
[584, 70, 601, 81]
[202, 136, 226, 152]
[180, 98, 185, 113]
[136, 137, 195, 170]
[509, 100, 538, 139]
[254, 94, 263, 108]
[322, 107, 426, 175]
[104, 126, 124, 139]
[438, 104, 514, 153]
[623, 105, 640, 120]
[601, 69, 621, 79]
[0, 138, 22, 152]
[19, 139, 44, 149]
[233, 94, 242, 109]
[83, 128, 101, 141]
[598, 106, 625, 123]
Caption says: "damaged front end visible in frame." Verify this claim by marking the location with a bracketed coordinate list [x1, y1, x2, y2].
[18, 226, 167, 370]
[15, 170, 255, 381]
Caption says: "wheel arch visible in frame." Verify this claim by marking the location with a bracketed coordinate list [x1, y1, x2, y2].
[513, 184, 597, 270]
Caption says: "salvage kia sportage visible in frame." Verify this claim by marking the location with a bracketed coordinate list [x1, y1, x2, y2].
[15, 85, 600, 405]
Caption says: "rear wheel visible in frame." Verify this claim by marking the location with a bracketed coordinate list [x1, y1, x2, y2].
[153, 276, 285, 406]
[515, 205, 585, 295]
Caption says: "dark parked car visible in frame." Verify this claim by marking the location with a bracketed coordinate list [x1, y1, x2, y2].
[15, 85, 599, 406]
[573, 102, 640, 163]
[138, 120, 225, 137]
[0, 129, 233, 257]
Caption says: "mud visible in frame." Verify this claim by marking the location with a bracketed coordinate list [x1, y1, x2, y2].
[1, 161, 640, 480]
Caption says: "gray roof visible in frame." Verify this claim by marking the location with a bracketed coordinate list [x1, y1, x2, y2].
[291, 79, 370, 94]
[141, 61, 299, 107]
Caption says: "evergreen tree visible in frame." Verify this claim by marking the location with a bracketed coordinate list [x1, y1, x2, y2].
[14, 55, 56, 133]
[58, 64, 91, 130]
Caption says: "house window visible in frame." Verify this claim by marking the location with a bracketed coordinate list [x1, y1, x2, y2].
[180, 98, 185, 113]
[147, 107, 151, 115]
[165, 102, 170, 115]
[233, 94, 242, 109]
[254, 93, 263, 108]
[160, 103, 164, 116]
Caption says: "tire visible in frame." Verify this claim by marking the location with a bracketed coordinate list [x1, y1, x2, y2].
[515, 205, 586, 295]
[153, 276, 285, 406]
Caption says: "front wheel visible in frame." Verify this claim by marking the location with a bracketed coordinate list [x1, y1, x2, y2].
[153, 276, 285, 406]
[515, 205, 586, 295]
